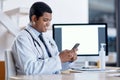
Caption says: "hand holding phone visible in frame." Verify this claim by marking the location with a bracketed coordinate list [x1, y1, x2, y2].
[72, 43, 80, 49]
[69, 43, 80, 62]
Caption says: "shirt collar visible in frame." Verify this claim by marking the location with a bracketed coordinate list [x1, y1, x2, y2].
[27, 23, 42, 38]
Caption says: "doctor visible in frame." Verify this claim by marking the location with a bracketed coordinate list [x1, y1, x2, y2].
[12, 1, 77, 75]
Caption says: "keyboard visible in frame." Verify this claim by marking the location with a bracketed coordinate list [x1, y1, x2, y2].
[71, 67, 101, 71]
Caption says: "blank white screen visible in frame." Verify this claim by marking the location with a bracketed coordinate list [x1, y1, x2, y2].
[62, 26, 98, 55]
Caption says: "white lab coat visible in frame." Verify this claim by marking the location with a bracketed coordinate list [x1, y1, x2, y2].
[12, 25, 64, 75]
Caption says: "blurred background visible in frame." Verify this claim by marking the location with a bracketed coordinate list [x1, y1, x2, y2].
[0, 0, 118, 66]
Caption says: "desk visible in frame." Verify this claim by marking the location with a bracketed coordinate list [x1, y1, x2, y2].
[9, 68, 120, 80]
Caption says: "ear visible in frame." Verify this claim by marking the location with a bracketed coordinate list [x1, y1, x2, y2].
[31, 15, 37, 23]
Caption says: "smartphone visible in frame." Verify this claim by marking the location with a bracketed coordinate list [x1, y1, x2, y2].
[72, 43, 80, 49]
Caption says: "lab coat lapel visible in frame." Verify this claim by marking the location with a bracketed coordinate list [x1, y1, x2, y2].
[36, 37, 49, 58]
[27, 27, 49, 58]
[42, 35, 53, 57]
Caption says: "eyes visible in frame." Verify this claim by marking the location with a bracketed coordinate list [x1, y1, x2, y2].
[39, 12, 52, 23]
[43, 18, 51, 22]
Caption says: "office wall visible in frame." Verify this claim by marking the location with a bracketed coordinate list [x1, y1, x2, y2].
[3, 0, 88, 28]
[47, 0, 88, 24]
[0, 0, 88, 60]
[0, 25, 14, 60]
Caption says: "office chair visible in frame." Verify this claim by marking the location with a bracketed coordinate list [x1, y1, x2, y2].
[5, 50, 16, 80]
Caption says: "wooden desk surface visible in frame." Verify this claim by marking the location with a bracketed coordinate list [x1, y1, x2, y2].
[9, 68, 120, 80]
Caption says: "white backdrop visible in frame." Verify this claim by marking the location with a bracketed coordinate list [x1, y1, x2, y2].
[4, 0, 88, 26]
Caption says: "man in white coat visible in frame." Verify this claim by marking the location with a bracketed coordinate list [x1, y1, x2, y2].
[12, 1, 78, 75]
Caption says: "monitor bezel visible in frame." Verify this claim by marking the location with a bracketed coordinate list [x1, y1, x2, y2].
[52, 23, 108, 56]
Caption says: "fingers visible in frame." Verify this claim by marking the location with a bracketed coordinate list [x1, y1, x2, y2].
[59, 49, 78, 63]
[72, 48, 78, 52]
[59, 50, 73, 63]
[71, 54, 77, 61]
[68, 51, 74, 58]
[69, 49, 78, 62]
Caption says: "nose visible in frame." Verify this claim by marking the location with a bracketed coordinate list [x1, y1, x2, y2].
[46, 21, 50, 27]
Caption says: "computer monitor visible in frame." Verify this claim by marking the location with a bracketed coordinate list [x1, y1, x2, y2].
[52, 23, 108, 56]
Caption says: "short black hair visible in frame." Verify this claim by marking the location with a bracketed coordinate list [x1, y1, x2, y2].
[29, 2, 52, 21]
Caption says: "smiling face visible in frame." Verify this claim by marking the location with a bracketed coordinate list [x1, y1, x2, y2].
[32, 12, 52, 32]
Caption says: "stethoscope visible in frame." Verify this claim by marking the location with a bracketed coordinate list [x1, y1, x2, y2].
[24, 29, 44, 59]
[24, 28, 54, 58]
[25, 28, 54, 48]
[24, 29, 41, 48]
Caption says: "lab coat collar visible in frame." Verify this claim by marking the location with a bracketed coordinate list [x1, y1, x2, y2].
[26, 24, 42, 40]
